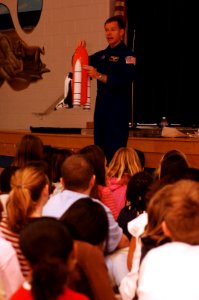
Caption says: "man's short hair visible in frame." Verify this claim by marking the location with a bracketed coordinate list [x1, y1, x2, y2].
[104, 15, 126, 29]
[61, 154, 94, 192]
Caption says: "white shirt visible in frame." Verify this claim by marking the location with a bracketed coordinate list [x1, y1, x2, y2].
[0, 236, 24, 300]
[127, 212, 148, 237]
[138, 242, 199, 300]
[119, 213, 148, 300]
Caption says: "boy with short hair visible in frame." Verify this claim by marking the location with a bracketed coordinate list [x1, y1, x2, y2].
[137, 179, 199, 300]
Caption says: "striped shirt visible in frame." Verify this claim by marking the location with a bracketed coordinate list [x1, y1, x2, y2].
[0, 217, 29, 278]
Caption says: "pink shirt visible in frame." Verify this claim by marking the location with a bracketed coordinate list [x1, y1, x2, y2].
[107, 177, 127, 217]
[98, 185, 118, 220]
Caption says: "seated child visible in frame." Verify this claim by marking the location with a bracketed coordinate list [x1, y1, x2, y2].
[10, 217, 89, 300]
[137, 179, 199, 300]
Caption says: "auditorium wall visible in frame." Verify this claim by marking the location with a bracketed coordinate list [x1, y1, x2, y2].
[0, 0, 113, 130]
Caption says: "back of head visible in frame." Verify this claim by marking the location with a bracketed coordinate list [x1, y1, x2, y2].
[61, 154, 94, 192]
[107, 147, 142, 179]
[156, 149, 189, 179]
[140, 181, 172, 260]
[78, 145, 106, 185]
[161, 179, 199, 244]
[147, 175, 178, 201]
[26, 160, 54, 195]
[146, 183, 170, 235]
[51, 148, 74, 183]
[162, 149, 187, 161]
[126, 170, 154, 213]
[7, 165, 49, 233]
[12, 134, 44, 168]
[146, 176, 183, 234]
[20, 217, 73, 300]
[60, 197, 109, 248]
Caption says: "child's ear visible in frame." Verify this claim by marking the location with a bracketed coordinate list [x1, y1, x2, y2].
[162, 221, 172, 237]
[43, 184, 49, 196]
[90, 174, 96, 188]
[41, 184, 49, 199]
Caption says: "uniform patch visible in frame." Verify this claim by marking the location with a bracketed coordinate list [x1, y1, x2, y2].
[109, 56, 119, 62]
[125, 56, 136, 64]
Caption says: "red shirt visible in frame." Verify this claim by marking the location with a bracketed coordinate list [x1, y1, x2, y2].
[10, 285, 90, 300]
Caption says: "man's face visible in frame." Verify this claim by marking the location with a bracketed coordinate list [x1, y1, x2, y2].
[104, 21, 124, 48]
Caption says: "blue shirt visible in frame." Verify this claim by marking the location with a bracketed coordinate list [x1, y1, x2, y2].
[42, 190, 123, 253]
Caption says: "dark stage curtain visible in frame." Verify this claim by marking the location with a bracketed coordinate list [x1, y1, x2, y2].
[127, 0, 199, 127]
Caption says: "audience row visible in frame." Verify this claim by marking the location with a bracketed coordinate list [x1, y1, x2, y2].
[0, 133, 199, 300]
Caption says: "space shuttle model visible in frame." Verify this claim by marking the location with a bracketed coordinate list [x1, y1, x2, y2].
[55, 45, 90, 111]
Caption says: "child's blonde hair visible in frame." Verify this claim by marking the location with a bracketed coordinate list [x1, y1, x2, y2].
[107, 147, 142, 179]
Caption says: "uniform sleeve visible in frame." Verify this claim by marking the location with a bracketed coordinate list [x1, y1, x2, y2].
[89, 51, 102, 68]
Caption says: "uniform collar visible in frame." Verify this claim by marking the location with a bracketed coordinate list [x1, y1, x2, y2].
[105, 41, 125, 55]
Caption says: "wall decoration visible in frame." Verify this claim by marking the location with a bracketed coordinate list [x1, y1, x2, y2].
[0, 2, 49, 91]
[17, 0, 43, 33]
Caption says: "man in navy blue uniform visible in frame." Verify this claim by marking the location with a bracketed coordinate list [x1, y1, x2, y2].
[82, 16, 136, 164]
